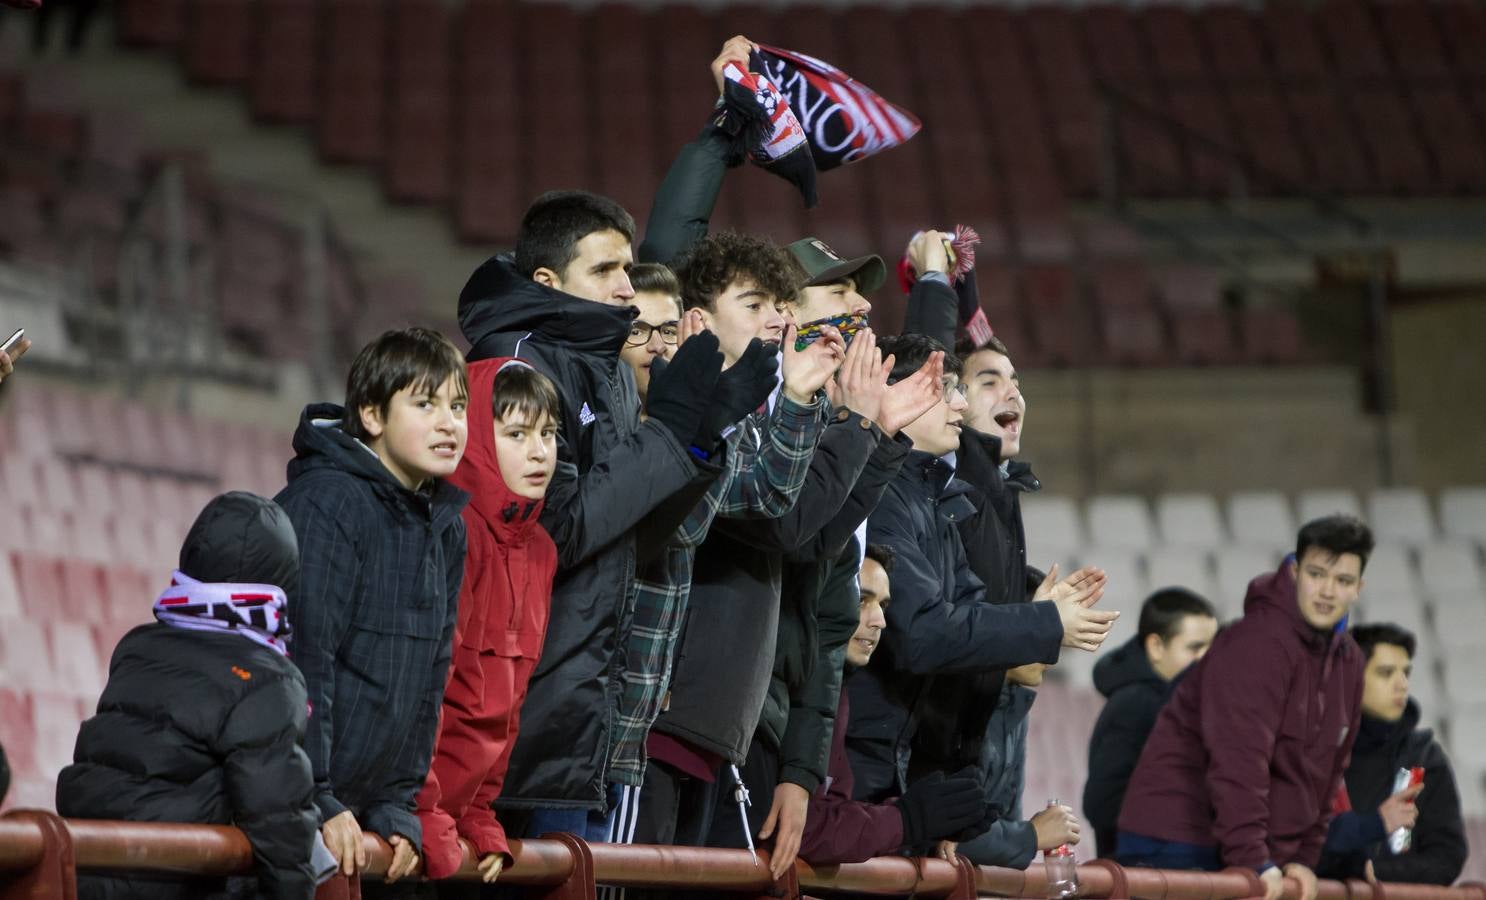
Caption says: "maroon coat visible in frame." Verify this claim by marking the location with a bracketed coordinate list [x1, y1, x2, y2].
[799, 684, 904, 864]
[1118, 562, 1363, 870]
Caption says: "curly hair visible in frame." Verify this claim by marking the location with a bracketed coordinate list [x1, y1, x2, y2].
[675, 230, 802, 312]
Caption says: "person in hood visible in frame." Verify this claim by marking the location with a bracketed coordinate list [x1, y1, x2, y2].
[57, 492, 321, 900]
[799, 544, 988, 865]
[1117, 515, 1374, 900]
[414, 359, 561, 888]
[274, 327, 470, 890]
[458, 190, 774, 840]
[1317, 623, 1467, 886]
[1083, 588, 1218, 858]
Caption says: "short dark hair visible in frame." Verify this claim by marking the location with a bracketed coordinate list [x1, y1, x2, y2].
[954, 334, 1010, 361]
[864, 542, 896, 576]
[879, 333, 963, 383]
[628, 263, 683, 317]
[675, 230, 802, 312]
[344, 328, 468, 442]
[492, 362, 562, 429]
[1138, 587, 1218, 644]
[1351, 622, 1417, 661]
[1296, 514, 1375, 573]
[514, 190, 635, 280]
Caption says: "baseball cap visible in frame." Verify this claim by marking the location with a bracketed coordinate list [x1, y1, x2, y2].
[785, 237, 886, 295]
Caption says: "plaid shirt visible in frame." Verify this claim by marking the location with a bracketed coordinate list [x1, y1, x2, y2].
[607, 393, 825, 785]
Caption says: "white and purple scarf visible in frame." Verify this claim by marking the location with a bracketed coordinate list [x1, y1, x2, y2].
[153, 571, 292, 657]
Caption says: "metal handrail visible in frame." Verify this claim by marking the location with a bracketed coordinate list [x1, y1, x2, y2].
[1, 813, 1482, 900]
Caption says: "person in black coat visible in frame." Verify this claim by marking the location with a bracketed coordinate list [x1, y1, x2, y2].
[1318, 623, 1468, 886]
[1081, 588, 1217, 858]
[57, 492, 320, 900]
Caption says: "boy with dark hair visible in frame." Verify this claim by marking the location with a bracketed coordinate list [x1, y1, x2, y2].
[415, 359, 563, 888]
[846, 334, 1117, 804]
[1084, 587, 1219, 857]
[1118, 515, 1375, 900]
[59, 492, 321, 900]
[1318, 623, 1467, 886]
[459, 191, 774, 839]
[799, 544, 989, 865]
[275, 327, 471, 886]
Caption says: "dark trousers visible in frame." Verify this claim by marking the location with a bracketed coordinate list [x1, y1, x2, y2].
[632, 759, 720, 847]
[703, 738, 780, 851]
[1114, 831, 1222, 871]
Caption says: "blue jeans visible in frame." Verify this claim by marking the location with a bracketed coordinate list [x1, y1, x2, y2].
[1114, 831, 1222, 871]
[524, 784, 622, 843]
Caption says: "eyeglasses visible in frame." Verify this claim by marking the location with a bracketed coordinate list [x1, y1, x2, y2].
[942, 380, 968, 402]
[626, 321, 680, 347]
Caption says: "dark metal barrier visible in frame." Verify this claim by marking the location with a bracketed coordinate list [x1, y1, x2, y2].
[1, 811, 1482, 899]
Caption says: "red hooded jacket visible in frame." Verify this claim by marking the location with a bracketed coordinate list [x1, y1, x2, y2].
[415, 358, 557, 876]
[1118, 561, 1363, 870]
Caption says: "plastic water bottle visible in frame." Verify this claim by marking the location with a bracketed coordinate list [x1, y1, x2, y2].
[1043, 798, 1079, 899]
[1388, 767, 1424, 854]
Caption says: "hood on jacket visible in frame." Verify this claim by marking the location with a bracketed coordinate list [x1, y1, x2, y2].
[284, 403, 467, 522]
[179, 491, 299, 596]
[1093, 634, 1163, 699]
[450, 358, 546, 541]
[458, 254, 638, 360]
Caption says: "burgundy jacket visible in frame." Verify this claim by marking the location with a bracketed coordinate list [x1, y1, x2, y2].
[799, 684, 904, 864]
[1118, 562, 1363, 870]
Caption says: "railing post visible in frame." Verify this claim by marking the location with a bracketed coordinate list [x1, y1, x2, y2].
[947, 855, 979, 900]
[0, 810, 76, 900]
[535, 833, 595, 900]
[762, 854, 800, 900]
[1222, 865, 1265, 900]
[314, 873, 362, 900]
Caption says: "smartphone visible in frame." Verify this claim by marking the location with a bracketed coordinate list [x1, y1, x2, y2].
[1, 328, 23, 355]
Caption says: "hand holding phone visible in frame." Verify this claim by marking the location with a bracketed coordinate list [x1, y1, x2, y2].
[1, 328, 29, 383]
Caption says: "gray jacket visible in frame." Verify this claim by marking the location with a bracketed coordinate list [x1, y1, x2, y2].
[958, 683, 1039, 869]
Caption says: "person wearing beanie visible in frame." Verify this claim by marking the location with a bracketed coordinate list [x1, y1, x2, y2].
[57, 492, 321, 900]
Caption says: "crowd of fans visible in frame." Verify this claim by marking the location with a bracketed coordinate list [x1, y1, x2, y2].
[0, 36, 1471, 900]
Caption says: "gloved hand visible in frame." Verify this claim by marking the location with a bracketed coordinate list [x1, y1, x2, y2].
[646, 331, 724, 454]
[697, 337, 779, 443]
[894, 767, 989, 847]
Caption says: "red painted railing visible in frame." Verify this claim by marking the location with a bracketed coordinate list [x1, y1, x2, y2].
[0, 810, 1480, 899]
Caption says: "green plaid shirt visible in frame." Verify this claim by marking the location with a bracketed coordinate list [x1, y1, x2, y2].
[607, 393, 825, 785]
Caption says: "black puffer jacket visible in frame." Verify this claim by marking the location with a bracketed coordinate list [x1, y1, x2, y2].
[57, 493, 318, 900]
[1082, 635, 1170, 858]
[459, 255, 710, 810]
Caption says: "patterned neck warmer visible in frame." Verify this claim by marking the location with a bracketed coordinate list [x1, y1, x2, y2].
[153, 570, 292, 657]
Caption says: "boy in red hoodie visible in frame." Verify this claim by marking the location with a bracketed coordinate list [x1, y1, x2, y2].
[415, 358, 561, 887]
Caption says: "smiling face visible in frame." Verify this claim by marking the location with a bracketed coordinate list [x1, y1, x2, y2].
[849, 557, 891, 667]
[536, 228, 636, 306]
[961, 348, 1025, 459]
[1361, 642, 1412, 722]
[698, 278, 787, 366]
[900, 373, 969, 457]
[359, 375, 469, 490]
[1293, 546, 1365, 631]
[620, 290, 682, 400]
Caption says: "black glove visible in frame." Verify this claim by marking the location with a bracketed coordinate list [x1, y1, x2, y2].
[646, 332, 724, 454]
[893, 767, 989, 848]
[697, 337, 779, 443]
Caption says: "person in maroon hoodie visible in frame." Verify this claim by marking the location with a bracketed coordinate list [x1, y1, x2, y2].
[414, 358, 561, 891]
[1116, 515, 1373, 900]
[798, 543, 988, 865]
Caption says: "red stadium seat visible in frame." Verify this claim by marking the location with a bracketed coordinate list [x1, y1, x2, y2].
[116, 0, 185, 48]
[184, 0, 254, 86]
[1142, 7, 1207, 82]
[1317, 0, 1390, 81]
[1199, 6, 1267, 82]
[1172, 309, 1239, 365]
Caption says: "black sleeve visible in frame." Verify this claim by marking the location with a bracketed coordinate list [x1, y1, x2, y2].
[638, 123, 735, 267]
[779, 544, 864, 792]
[632, 451, 727, 565]
[219, 671, 319, 900]
[1371, 740, 1469, 886]
[717, 411, 880, 554]
[901, 274, 960, 348]
[785, 432, 913, 564]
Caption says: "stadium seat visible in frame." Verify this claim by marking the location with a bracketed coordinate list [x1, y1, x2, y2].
[1362, 544, 1416, 596]
[1227, 491, 1296, 547]
[184, 0, 254, 87]
[1213, 546, 1283, 620]
[0, 616, 56, 691]
[1440, 487, 1486, 543]
[1367, 488, 1437, 543]
[50, 620, 105, 701]
[1417, 543, 1484, 599]
[1085, 495, 1157, 551]
[1145, 546, 1217, 600]
[116, 0, 186, 48]
[1020, 494, 1085, 564]
[1297, 488, 1363, 523]
[0, 555, 20, 618]
[1155, 493, 1226, 547]
[1077, 545, 1148, 614]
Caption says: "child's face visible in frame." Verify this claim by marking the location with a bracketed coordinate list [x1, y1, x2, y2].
[494, 410, 557, 500]
[359, 375, 469, 490]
